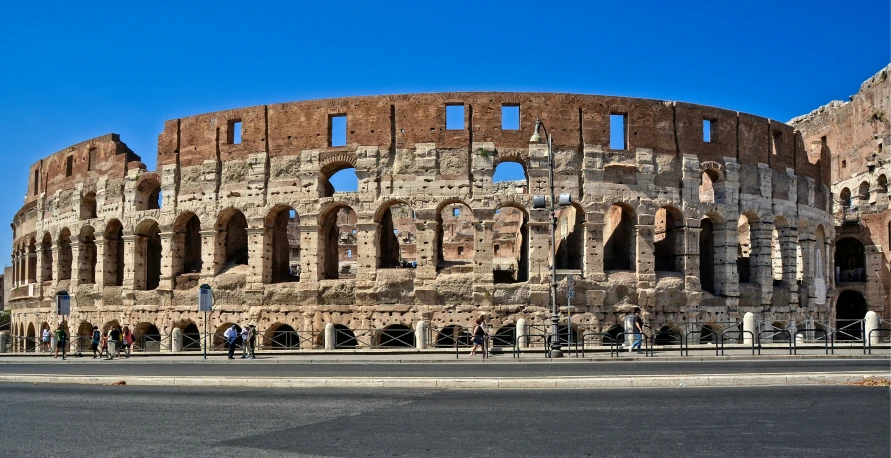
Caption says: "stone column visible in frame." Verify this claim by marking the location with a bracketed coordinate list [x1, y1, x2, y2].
[94, 236, 106, 288]
[50, 244, 60, 288]
[298, 224, 320, 282]
[636, 213, 655, 289]
[684, 220, 702, 291]
[516, 318, 527, 348]
[474, 220, 494, 295]
[324, 323, 335, 350]
[11, 254, 18, 288]
[200, 230, 221, 281]
[527, 219, 551, 284]
[712, 220, 738, 299]
[171, 327, 183, 352]
[246, 227, 269, 288]
[355, 222, 378, 281]
[583, 216, 605, 281]
[778, 225, 799, 296]
[415, 321, 426, 350]
[798, 235, 816, 308]
[159, 231, 176, 290]
[69, 241, 82, 287]
[749, 221, 773, 307]
[122, 234, 141, 290]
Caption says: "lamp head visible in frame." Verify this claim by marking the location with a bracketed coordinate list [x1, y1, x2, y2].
[529, 118, 542, 143]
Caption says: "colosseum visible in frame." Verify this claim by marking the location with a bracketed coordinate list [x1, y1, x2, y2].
[7, 66, 889, 352]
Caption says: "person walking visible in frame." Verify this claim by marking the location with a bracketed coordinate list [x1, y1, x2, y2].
[108, 326, 121, 359]
[53, 325, 67, 360]
[41, 328, 51, 353]
[224, 325, 238, 359]
[248, 324, 257, 359]
[90, 326, 101, 358]
[240, 325, 252, 359]
[122, 326, 133, 358]
[99, 333, 109, 358]
[469, 317, 489, 358]
[630, 307, 644, 354]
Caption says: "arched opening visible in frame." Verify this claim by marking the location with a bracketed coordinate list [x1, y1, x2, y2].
[80, 192, 97, 220]
[835, 237, 866, 282]
[378, 324, 414, 348]
[654, 206, 684, 272]
[135, 178, 161, 210]
[333, 324, 357, 348]
[604, 325, 624, 346]
[213, 323, 242, 349]
[76, 321, 94, 352]
[183, 323, 201, 351]
[135, 220, 161, 290]
[377, 202, 417, 269]
[492, 161, 529, 193]
[217, 209, 249, 273]
[699, 169, 720, 203]
[839, 187, 852, 208]
[102, 320, 121, 335]
[878, 175, 888, 193]
[436, 325, 464, 347]
[835, 290, 868, 341]
[26, 323, 35, 352]
[40, 232, 52, 283]
[79, 226, 96, 284]
[57, 228, 72, 281]
[654, 325, 681, 346]
[737, 215, 752, 283]
[492, 326, 516, 347]
[320, 164, 358, 197]
[604, 204, 635, 271]
[555, 204, 585, 270]
[103, 220, 125, 286]
[493, 206, 529, 283]
[320, 206, 357, 279]
[267, 324, 299, 349]
[858, 181, 870, 205]
[134, 322, 161, 352]
[173, 213, 202, 288]
[699, 218, 715, 294]
[699, 324, 718, 344]
[27, 237, 36, 283]
[268, 207, 301, 283]
[436, 202, 474, 273]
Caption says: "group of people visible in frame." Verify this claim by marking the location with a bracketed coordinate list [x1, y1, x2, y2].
[43, 324, 134, 360]
[223, 324, 257, 360]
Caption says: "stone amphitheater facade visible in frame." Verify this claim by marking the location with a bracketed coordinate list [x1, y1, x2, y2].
[7, 92, 836, 348]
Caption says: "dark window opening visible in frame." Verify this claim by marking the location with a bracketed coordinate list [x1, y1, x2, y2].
[493, 206, 529, 283]
[229, 120, 242, 144]
[330, 115, 346, 147]
[772, 131, 783, 156]
[703, 119, 712, 143]
[88, 148, 96, 171]
[835, 238, 866, 282]
[65, 156, 73, 177]
[604, 204, 634, 270]
[610, 114, 627, 150]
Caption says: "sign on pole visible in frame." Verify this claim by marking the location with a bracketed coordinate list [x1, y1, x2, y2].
[199, 284, 213, 311]
[567, 275, 574, 299]
[55, 291, 71, 316]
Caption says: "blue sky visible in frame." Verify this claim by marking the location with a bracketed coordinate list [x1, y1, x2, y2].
[0, 0, 888, 266]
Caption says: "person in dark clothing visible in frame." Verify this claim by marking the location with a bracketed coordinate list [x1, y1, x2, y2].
[630, 307, 644, 354]
[90, 326, 101, 358]
[469, 317, 489, 358]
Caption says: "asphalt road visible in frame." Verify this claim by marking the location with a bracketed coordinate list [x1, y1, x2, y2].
[0, 358, 887, 378]
[0, 383, 887, 457]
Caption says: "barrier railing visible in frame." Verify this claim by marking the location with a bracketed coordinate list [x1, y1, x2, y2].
[512, 327, 548, 358]
[791, 328, 830, 355]
[580, 331, 623, 357]
[719, 329, 756, 356]
[132, 334, 170, 353]
[648, 329, 684, 356]
[865, 328, 891, 355]
[684, 330, 721, 357]
[455, 331, 488, 359]
[544, 331, 580, 358]
[259, 330, 316, 350]
[756, 330, 793, 355]
[832, 320, 865, 344]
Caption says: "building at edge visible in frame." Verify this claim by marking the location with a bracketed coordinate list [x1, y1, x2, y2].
[6, 65, 888, 350]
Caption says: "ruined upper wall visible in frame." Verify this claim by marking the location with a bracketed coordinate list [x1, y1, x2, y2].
[24, 134, 140, 204]
[156, 93, 819, 180]
[791, 64, 891, 184]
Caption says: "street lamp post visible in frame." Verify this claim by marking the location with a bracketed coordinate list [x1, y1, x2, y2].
[530, 118, 568, 358]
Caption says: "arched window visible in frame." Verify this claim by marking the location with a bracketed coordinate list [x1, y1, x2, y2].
[699, 218, 715, 294]
[835, 290, 867, 340]
[104, 220, 125, 286]
[319, 206, 357, 279]
[135, 220, 161, 290]
[737, 215, 752, 283]
[378, 324, 414, 348]
[377, 202, 416, 269]
[858, 181, 870, 204]
[135, 178, 161, 210]
[436, 202, 474, 273]
[27, 237, 36, 283]
[654, 206, 684, 272]
[267, 207, 300, 283]
[57, 229, 72, 281]
[699, 170, 719, 203]
[771, 227, 783, 282]
[878, 175, 888, 193]
[604, 204, 635, 271]
[78, 226, 96, 284]
[493, 206, 528, 283]
[492, 161, 528, 194]
[216, 209, 249, 273]
[835, 238, 866, 282]
[555, 204, 584, 270]
[80, 192, 97, 220]
[320, 162, 358, 198]
[839, 188, 852, 208]
[40, 232, 52, 282]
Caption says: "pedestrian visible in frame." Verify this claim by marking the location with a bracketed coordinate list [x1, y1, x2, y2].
[99, 333, 109, 358]
[122, 326, 133, 358]
[53, 324, 67, 360]
[90, 326, 101, 358]
[469, 317, 489, 357]
[630, 307, 644, 354]
[41, 327, 51, 353]
[240, 325, 252, 359]
[224, 324, 238, 359]
[108, 326, 121, 359]
[248, 324, 257, 359]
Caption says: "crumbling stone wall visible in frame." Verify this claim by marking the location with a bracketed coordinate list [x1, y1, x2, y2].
[9, 92, 834, 345]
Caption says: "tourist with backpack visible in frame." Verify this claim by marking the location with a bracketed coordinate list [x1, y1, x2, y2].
[90, 326, 101, 358]
[240, 325, 252, 359]
[122, 326, 133, 358]
[108, 326, 122, 359]
[53, 325, 67, 360]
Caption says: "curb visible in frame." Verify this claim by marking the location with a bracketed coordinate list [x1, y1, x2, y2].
[1, 372, 886, 389]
